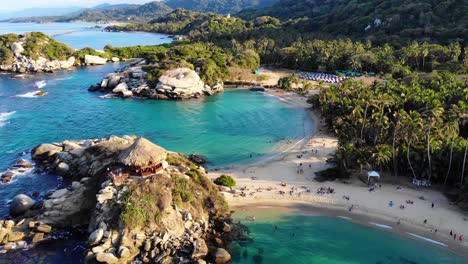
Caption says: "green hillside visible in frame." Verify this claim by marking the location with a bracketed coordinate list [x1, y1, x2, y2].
[239, 0, 468, 44]
[165, 0, 279, 14]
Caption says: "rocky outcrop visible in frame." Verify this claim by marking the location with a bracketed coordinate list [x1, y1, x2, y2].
[84, 54, 108, 65]
[89, 62, 224, 100]
[9, 194, 36, 216]
[0, 33, 111, 73]
[0, 219, 53, 253]
[156, 68, 205, 97]
[0, 135, 232, 262]
[0, 40, 77, 73]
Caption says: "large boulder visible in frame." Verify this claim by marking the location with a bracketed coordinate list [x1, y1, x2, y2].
[32, 144, 63, 160]
[59, 56, 75, 69]
[112, 82, 128, 93]
[11, 42, 24, 57]
[84, 55, 107, 65]
[191, 239, 208, 260]
[88, 228, 104, 245]
[95, 252, 119, 264]
[10, 194, 35, 215]
[56, 162, 70, 175]
[213, 248, 231, 264]
[156, 68, 205, 96]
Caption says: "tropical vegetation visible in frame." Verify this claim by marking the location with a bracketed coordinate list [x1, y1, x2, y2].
[311, 73, 467, 187]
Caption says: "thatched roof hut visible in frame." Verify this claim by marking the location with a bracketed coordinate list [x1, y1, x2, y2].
[118, 137, 167, 167]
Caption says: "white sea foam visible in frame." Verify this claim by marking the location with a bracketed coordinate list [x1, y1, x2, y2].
[406, 232, 448, 247]
[0, 111, 16, 127]
[369, 222, 393, 229]
[15, 91, 47, 98]
[338, 216, 352, 220]
[34, 80, 47, 89]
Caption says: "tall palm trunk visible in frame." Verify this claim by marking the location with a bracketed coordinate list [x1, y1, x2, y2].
[392, 123, 398, 177]
[426, 126, 432, 181]
[444, 137, 454, 186]
[407, 141, 417, 179]
[374, 104, 385, 145]
[360, 103, 369, 143]
[461, 139, 468, 186]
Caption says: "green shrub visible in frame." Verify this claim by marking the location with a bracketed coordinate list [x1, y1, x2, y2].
[120, 183, 163, 229]
[186, 168, 202, 182]
[278, 76, 292, 90]
[214, 175, 236, 188]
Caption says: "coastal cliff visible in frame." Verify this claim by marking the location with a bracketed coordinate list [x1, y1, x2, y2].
[0, 136, 232, 263]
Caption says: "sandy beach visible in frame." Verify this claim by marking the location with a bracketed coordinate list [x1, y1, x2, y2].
[209, 88, 468, 256]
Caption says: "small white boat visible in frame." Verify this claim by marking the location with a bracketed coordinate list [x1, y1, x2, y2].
[34, 80, 47, 89]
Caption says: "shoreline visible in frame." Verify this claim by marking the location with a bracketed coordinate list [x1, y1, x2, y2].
[209, 87, 468, 258]
[231, 202, 468, 258]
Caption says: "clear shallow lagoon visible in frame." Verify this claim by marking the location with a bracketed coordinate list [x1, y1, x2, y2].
[0, 63, 312, 216]
[230, 209, 467, 264]
[0, 22, 172, 49]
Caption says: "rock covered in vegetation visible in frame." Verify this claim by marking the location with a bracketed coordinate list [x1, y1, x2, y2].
[90, 61, 224, 100]
[0, 135, 232, 262]
[0, 32, 112, 73]
[0, 32, 76, 73]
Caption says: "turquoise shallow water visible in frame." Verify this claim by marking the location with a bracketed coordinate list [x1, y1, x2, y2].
[0, 63, 312, 216]
[0, 22, 172, 49]
[230, 209, 467, 264]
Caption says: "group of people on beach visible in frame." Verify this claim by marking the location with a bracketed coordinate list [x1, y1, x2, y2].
[450, 231, 464, 242]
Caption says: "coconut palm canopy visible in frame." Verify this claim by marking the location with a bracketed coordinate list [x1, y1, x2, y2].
[118, 137, 167, 167]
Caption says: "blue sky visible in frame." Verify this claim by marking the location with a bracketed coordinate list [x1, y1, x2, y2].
[1, 0, 153, 10]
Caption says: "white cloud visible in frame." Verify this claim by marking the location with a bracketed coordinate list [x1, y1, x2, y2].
[1, 0, 155, 10]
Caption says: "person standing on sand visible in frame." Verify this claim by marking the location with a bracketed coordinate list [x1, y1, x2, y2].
[454, 234, 457, 240]
[450, 230, 453, 236]
[459, 235, 463, 242]
[431, 202, 434, 208]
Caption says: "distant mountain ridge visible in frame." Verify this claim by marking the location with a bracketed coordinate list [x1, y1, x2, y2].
[2, 0, 280, 23]
[164, 0, 279, 14]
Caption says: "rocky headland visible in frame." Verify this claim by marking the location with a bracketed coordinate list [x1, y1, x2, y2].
[0, 32, 115, 73]
[89, 62, 224, 100]
[0, 136, 234, 263]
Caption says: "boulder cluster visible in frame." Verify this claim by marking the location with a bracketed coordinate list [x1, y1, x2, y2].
[0, 135, 233, 263]
[1, 159, 34, 184]
[0, 218, 53, 254]
[0, 40, 76, 73]
[89, 62, 223, 100]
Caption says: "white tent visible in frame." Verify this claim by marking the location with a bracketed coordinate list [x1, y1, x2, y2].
[367, 171, 380, 182]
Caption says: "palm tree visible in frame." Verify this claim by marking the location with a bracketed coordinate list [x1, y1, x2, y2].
[348, 56, 362, 72]
[462, 137, 468, 186]
[443, 111, 460, 186]
[392, 113, 401, 177]
[372, 144, 393, 169]
[401, 110, 424, 179]
[423, 106, 444, 181]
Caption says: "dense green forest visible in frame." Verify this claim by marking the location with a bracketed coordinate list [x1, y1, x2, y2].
[310, 74, 467, 185]
[107, 9, 467, 76]
[165, 0, 278, 14]
[239, 0, 468, 44]
[104, 41, 259, 86]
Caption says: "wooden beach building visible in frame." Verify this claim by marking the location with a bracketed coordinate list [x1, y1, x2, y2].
[117, 137, 168, 177]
